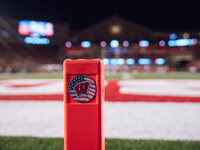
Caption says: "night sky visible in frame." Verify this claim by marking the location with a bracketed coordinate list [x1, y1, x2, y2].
[0, 0, 199, 32]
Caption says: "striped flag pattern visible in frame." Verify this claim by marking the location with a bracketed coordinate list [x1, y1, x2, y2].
[69, 75, 96, 102]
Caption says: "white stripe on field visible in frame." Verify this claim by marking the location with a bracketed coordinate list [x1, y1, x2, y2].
[119, 79, 200, 97]
[0, 101, 200, 140]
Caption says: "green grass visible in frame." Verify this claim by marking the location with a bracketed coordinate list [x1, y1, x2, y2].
[0, 136, 200, 150]
[0, 72, 200, 79]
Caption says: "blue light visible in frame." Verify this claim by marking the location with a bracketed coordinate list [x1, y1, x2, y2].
[81, 41, 91, 48]
[65, 41, 72, 48]
[24, 37, 50, 45]
[155, 58, 165, 65]
[102, 58, 109, 65]
[19, 21, 28, 26]
[110, 40, 119, 48]
[123, 41, 129, 47]
[169, 33, 177, 40]
[110, 58, 118, 65]
[191, 38, 198, 45]
[139, 40, 149, 47]
[168, 40, 175, 47]
[126, 58, 135, 65]
[100, 41, 107, 47]
[168, 39, 197, 47]
[138, 58, 151, 65]
[159, 40, 166, 47]
[117, 58, 125, 65]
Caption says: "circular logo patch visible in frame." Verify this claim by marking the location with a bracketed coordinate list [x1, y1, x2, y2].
[69, 75, 96, 102]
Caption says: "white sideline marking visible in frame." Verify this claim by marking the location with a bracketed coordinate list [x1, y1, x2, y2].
[0, 79, 62, 95]
[119, 79, 200, 97]
[0, 101, 200, 140]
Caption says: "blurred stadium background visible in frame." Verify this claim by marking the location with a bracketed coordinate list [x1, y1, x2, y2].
[1, 11, 200, 150]
[0, 15, 200, 73]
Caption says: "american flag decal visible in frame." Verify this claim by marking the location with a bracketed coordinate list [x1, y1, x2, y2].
[69, 75, 96, 102]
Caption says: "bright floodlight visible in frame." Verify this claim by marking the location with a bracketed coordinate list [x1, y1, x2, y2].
[24, 37, 50, 45]
[168, 39, 197, 47]
[102, 58, 109, 65]
[81, 41, 91, 48]
[110, 58, 118, 65]
[139, 40, 149, 47]
[117, 58, 125, 65]
[126, 58, 135, 65]
[155, 58, 165, 65]
[138, 58, 151, 65]
[110, 40, 119, 48]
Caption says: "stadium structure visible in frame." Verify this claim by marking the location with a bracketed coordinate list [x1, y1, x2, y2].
[0, 15, 200, 73]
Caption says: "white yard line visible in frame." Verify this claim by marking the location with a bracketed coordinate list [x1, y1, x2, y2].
[0, 79, 63, 95]
[0, 101, 200, 140]
[118, 79, 200, 97]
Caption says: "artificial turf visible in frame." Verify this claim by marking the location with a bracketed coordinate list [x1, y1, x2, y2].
[0, 136, 200, 150]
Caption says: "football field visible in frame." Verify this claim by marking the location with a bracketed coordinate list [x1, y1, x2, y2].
[0, 73, 200, 149]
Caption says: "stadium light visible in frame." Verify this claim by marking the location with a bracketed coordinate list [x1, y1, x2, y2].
[183, 33, 190, 39]
[155, 58, 165, 65]
[123, 41, 129, 47]
[126, 58, 135, 65]
[169, 33, 177, 40]
[138, 58, 151, 65]
[139, 40, 149, 47]
[110, 58, 118, 65]
[117, 58, 125, 65]
[24, 37, 50, 45]
[65, 41, 72, 48]
[81, 41, 91, 48]
[100, 41, 107, 47]
[168, 39, 197, 47]
[159, 40, 166, 47]
[111, 25, 121, 34]
[110, 40, 119, 48]
[102, 58, 109, 65]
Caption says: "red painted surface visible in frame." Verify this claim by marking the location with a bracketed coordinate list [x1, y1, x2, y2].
[63, 60, 105, 150]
